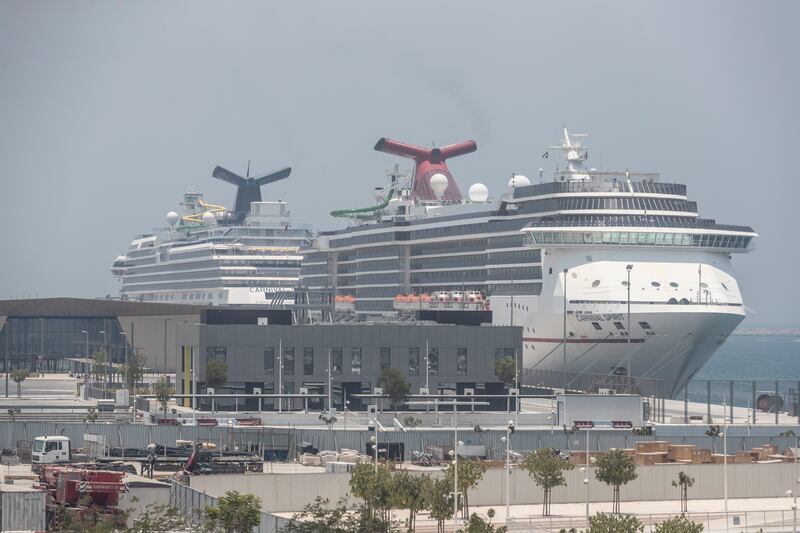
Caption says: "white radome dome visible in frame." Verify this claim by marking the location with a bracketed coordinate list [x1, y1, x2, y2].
[201, 211, 217, 225]
[508, 174, 531, 189]
[166, 211, 180, 226]
[468, 183, 489, 203]
[429, 173, 449, 197]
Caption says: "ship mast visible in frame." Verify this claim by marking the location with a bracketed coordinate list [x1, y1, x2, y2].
[550, 128, 590, 181]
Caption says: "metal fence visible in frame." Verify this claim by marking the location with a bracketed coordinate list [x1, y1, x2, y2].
[523, 368, 800, 425]
[169, 481, 287, 533]
[293, 428, 800, 458]
[508, 509, 798, 532]
[0, 421, 796, 460]
[0, 421, 294, 458]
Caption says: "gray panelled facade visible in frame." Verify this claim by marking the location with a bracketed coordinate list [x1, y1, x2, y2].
[176, 323, 521, 411]
[0, 298, 204, 373]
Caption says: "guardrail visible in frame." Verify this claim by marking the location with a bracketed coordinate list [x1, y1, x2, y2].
[169, 481, 286, 533]
[507, 509, 797, 532]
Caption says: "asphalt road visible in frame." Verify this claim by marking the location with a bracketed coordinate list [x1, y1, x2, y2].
[0, 376, 78, 397]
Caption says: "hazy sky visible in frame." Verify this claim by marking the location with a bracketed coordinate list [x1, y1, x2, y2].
[1, 1, 797, 327]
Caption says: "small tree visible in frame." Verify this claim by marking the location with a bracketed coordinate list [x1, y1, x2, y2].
[588, 512, 644, 533]
[494, 356, 516, 389]
[122, 354, 146, 392]
[127, 502, 188, 532]
[202, 490, 261, 533]
[463, 511, 508, 533]
[349, 462, 395, 522]
[595, 449, 637, 514]
[445, 457, 488, 519]
[672, 471, 695, 513]
[423, 477, 454, 533]
[206, 358, 228, 390]
[377, 368, 410, 415]
[494, 356, 516, 411]
[84, 407, 98, 423]
[520, 448, 574, 516]
[653, 515, 704, 533]
[281, 497, 395, 533]
[154, 378, 173, 420]
[10, 368, 29, 398]
[92, 350, 108, 384]
[403, 415, 422, 430]
[392, 470, 427, 532]
[318, 413, 337, 430]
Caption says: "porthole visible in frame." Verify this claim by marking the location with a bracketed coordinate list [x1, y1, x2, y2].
[651, 281, 661, 287]
[700, 282, 708, 288]
[592, 280, 601, 287]
[669, 282, 679, 288]
[668, 298, 678, 304]
[621, 281, 629, 287]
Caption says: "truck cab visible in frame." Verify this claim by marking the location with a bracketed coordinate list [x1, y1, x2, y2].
[31, 436, 71, 465]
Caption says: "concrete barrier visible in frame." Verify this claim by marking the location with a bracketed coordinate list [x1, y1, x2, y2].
[190, 462, 800, 513]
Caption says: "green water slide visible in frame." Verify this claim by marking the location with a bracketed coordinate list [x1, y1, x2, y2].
[330, 186, 396, 220]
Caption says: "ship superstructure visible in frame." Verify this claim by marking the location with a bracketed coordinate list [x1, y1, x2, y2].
[301, 130, 757, 394]
[112, 165, 312, 306]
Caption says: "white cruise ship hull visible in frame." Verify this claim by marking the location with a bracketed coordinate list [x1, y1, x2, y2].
[493, 247, 746, 397]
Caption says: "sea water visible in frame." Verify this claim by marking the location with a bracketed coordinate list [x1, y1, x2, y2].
[687, 335, 800, 407]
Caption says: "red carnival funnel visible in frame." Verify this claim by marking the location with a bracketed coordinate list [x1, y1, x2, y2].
[374, 138, 477, 202]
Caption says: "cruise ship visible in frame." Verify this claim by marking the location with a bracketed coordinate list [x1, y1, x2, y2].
[301, 130, 757, 395]
[112, 164, 312, 306]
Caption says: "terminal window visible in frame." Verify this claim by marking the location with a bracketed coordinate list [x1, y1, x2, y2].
[351, 348, 362, 376]
[408, 348, 420, 376]
[380, 348, 391, 370]
[332, 348, 342, 375]
[457, 348, 468, 376]
[264, 348, 274, 375]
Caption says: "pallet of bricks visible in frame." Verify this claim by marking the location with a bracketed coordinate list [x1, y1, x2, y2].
[631, 441, 714, 465]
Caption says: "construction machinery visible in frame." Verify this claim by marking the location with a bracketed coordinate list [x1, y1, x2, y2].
[38, 465, 128, 530]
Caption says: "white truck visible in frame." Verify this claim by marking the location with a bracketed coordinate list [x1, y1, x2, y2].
[31, 435, 72, 465]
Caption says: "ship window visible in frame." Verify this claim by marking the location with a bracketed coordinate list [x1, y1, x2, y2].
[668, 298, 678, 304]
[721, 282, 728, 290]
[591, 322, 602, 331]
[651, 281, 661, 287]
[638, 321, 652, 330]
[700, 282, 708, 288]
[591, 280, 600, 287]
[613, 322, 625, 330]
[669, 282, 679, 288]
[621, 281, 629, 287]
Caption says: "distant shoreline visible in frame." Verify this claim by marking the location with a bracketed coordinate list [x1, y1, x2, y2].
[732, 328, 800, 337]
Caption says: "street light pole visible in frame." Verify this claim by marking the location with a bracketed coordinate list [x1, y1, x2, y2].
[99, 328, 107, 394]
[425, 340, 430, 413]
[277, 338, 283, 413]
[585, 428, 590, 522]
[370, 422, 378, 474]
[327, 348, 332, 414]
[723, 396, 728, 523]
[562, 268, 568, 392]
[793, 438, 798, 533]
[5, 321, 10, 398]
[626, 264, 633, 393]
[453, 404, 459, 531]
[504, 420, 514, 521]
[120, 331, 128, 397]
